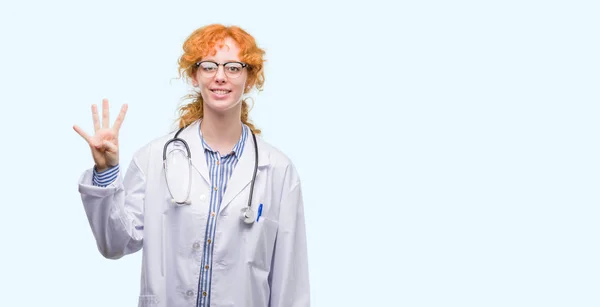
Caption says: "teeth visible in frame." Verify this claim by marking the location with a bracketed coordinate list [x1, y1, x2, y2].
[213, 90, 230, 95]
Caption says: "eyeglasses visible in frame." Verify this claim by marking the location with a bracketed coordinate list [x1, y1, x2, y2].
[194, 61, 248, 78]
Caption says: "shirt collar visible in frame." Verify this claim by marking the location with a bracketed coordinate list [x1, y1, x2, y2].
[197, 119, 249, 160]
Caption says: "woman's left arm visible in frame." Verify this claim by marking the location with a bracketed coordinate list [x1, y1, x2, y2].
[268, 179, 311, 307]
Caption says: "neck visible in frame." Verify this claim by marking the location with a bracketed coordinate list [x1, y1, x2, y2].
[200, 109, 243, 155]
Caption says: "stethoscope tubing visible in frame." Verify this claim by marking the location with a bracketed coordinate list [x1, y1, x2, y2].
[162, 124, 259, 223]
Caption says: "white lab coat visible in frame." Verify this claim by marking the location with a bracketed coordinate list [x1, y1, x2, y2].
[77, 120, 310, 307]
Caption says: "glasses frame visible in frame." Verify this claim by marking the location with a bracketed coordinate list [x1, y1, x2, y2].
[194, 61, 249, 79]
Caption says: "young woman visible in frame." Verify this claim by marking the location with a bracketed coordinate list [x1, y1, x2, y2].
[73, 24, 310, 307]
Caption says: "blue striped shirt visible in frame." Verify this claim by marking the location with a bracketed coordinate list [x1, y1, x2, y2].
[92, 164, 120, 187]
[196, 123, 248, 306]
[91, 123, 249, 307]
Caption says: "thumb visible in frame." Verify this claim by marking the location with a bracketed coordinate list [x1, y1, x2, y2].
[103, 140, 118, 153]
[91, 141, 102, 149]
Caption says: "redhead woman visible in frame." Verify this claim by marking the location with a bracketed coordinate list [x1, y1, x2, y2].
[73, 24, 310, 307]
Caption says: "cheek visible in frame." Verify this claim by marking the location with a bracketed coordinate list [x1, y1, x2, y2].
[192, 71, 201, 85]
[234, 83, 246, 93]
[198, 86, 212, 101]
[234, 76, 249, 92]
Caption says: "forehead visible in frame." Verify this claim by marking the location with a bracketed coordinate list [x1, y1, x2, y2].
[205, 37, 241, 60]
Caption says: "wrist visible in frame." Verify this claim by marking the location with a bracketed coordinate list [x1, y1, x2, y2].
[94, 164, 117, 173]
[94, 165, 108, 173]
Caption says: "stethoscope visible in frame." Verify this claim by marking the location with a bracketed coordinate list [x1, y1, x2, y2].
[162, 124, 259, 225]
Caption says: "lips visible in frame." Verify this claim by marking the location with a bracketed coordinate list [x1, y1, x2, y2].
[211, 89, 231, 95]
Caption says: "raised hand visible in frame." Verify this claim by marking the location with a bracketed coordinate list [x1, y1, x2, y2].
[73, 98, 128, 172]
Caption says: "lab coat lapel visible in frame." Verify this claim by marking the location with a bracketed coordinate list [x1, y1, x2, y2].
[178, 120, 211, 185]
[219, 134, 269, 214]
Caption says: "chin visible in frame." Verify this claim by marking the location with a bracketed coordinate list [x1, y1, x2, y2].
[204, 99, 242, 114]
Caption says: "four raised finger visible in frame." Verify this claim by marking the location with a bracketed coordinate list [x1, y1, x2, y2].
[102, 98, 109, 128]
[76, 99, 128, 146]
[73, 125, 93, 145]
[92, 104, 100, 132]
[113, 104, 128, 132]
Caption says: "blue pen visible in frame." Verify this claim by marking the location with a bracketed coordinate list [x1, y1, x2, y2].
[256, 203, 263, 222]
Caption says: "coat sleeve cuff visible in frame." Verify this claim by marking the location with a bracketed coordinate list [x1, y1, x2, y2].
[78, 168, 124, 198]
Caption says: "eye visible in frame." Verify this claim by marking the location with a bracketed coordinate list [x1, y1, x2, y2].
[199, 63, 217, 71]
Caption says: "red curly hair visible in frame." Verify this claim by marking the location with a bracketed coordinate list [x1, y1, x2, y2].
[176, 24, 266, 134]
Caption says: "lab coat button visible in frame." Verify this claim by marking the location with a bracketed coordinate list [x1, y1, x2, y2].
[186, 290, 194, 297]
[199, 194, 207, 201]
[193, 242, 201, 250]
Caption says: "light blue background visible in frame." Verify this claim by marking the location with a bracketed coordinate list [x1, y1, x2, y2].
[0, 0, 598, 306]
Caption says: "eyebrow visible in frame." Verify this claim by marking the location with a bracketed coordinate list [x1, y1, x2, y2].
[199, 59, 242, 63]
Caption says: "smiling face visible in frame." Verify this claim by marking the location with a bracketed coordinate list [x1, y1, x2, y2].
[192, 37, 248, 116]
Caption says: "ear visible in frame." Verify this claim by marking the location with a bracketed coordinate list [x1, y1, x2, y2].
[244, 75, 253, 93]
[191, 76, 199, 87]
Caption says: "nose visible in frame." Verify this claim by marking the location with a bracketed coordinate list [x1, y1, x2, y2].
[214, 66, 227, 83]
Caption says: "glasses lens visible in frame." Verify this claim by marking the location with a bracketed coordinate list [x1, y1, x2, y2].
[224, 63, 244, 78]
[199, 62, 218, 76]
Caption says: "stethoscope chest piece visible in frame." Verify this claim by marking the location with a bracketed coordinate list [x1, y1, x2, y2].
[241, 207, 255, 225]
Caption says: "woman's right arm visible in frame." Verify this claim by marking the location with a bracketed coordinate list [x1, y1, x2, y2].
[73, 98, 145, 259]
[77, 158, 146, 259]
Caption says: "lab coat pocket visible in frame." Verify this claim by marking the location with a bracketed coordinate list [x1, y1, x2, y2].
[245, 217, 279, 272]
[138, 294, 159, 306]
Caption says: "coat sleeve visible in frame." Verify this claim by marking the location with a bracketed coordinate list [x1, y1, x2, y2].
[268, 178, 311, 306]
[77, 155, 146, 259]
